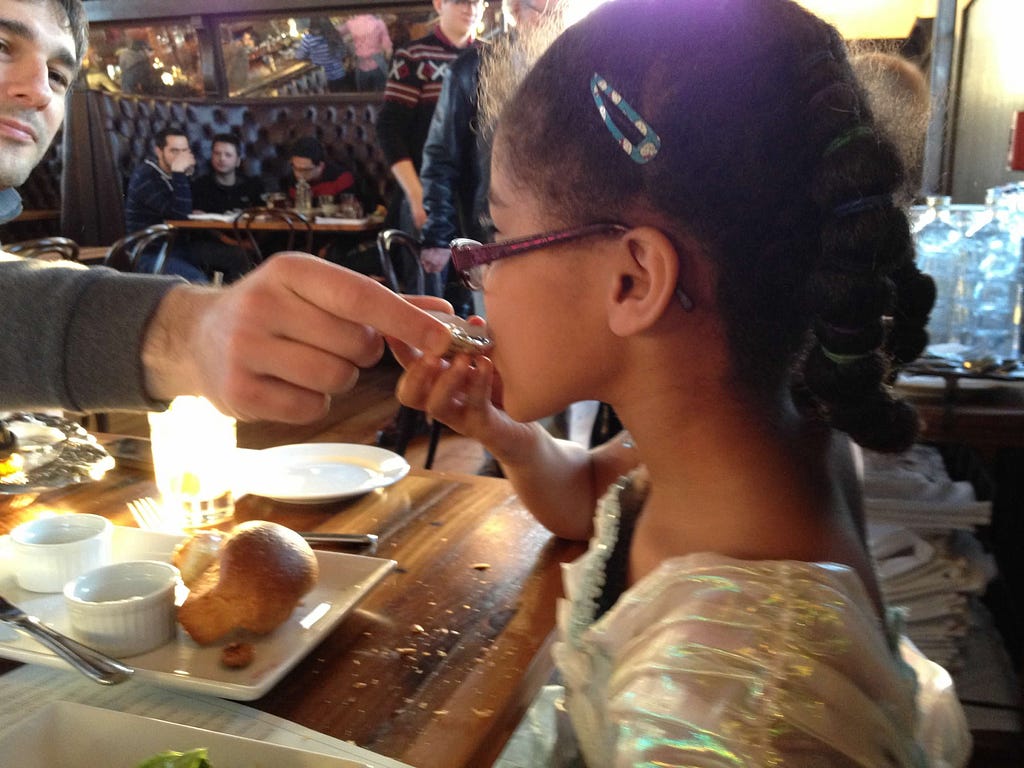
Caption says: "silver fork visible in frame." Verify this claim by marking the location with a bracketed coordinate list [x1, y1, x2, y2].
[0, 594, 133, 685]
[127, 496, 181, 533]
[128, 496, 379, 553]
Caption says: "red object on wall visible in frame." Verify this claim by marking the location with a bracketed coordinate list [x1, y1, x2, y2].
[1008, 111, 1024, 171]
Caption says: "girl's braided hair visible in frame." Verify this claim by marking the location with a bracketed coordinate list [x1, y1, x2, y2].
[491, 0, 933, 452]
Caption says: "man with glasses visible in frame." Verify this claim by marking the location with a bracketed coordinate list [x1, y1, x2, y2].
[377, 0, 483, 254]
[280, 136, 355, 206]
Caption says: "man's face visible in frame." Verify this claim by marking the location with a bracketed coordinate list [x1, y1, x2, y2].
[210, 141, 240, 175]
[154, 134, 190, 173]
[290, 155, 324, 183]
[0, 0, 77, 188]
[436, 0, 484, 41]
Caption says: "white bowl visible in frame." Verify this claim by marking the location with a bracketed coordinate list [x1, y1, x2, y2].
[9, 514, 112, 593]
[63, 560, 180, 657]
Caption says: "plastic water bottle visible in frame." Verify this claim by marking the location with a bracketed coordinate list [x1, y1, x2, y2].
[962, 190, 1023, 360]
[295, 178, 312, 213]
[914, 195, 962, 345]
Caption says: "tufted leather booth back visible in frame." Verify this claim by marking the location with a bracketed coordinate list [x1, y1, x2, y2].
[62, 90, 392, 246]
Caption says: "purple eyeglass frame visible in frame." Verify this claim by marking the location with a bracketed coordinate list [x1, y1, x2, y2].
[450, 222, 695, 311]
[450, 223, 627, 290]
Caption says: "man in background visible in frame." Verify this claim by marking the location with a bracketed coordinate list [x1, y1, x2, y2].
[419, 0, 553, 303]
[123, 125, 207, 280]
[280, 136, 355, 204]
[376, 0, 483, 246]
[191, 133, 264, 214]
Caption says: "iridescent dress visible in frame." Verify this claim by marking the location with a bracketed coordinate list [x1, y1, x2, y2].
[496, 472, 971, 768]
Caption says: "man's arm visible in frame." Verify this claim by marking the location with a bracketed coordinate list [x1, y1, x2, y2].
[377, 44, 427, 227]
[0, 256, 180, 411]
[0, 254, 454, 422]
[143, 253, 453, 423]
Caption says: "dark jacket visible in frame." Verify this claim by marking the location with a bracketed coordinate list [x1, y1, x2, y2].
[190, 173, 265, 213]
[420, 47, 491, 249]
[124, 159, 192, 234]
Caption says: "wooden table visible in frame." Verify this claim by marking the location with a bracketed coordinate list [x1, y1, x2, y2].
[0, 438, 584, 768]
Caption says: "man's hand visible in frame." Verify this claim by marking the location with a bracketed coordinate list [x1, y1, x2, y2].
[420, 247, 450, 274]
[142, 253, 452, 423]
[170, 149, 196, 176]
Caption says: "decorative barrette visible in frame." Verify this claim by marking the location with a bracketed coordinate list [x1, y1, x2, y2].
[832, 193, 892, 218]
[590, 73, 661, 165]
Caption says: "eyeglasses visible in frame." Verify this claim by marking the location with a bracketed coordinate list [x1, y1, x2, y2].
[450, 223, 627, 291]
[451, 222, 696, 310]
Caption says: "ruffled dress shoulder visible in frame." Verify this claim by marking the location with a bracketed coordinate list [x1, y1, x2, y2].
[497, 471, 972, 768]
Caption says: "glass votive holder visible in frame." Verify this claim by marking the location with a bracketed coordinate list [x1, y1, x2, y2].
[147, 396, 237, 531]
[317, 194, 338, 215]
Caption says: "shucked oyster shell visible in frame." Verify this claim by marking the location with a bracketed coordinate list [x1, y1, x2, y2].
[425, 310, 493, 357]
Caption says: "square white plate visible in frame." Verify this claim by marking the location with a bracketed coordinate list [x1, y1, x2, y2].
[0, 701, 390, 767]
[0, 526, 395, 700]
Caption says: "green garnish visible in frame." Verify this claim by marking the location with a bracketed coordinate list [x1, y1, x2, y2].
[135, 748, 211, 768]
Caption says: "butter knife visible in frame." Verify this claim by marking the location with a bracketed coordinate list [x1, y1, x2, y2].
[0, 594, 133, 685]
[300, 532, 378, 554]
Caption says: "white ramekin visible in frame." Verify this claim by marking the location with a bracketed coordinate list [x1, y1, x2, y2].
[10, 514, 113, 593]
[63, 560, 180, 657]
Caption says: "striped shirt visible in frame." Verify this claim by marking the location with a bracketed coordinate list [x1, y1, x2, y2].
[295, 33, 347, 83]
[124, 159, 192, 234]
[377, 29, 474, 171]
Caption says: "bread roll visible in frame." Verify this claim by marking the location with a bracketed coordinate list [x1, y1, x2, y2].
[171, 529, 226, 588]
[177, 520, 318, 645]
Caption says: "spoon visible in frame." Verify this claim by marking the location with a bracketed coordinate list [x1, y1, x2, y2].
[0, 594, 133, 685]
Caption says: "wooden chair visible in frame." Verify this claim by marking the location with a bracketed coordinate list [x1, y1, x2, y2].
[375, 229, 442, 469]
[232, 207, 313, 263]
[103, 224, 177, 274]
[5, 236, 80, 261]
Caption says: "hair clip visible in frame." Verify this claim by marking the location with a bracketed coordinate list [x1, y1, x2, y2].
[823, 125, 874, 156]
[590, 73, 661, 165]
[801, 48, 835, 72]
[821, 346, 872, 366]
[832, 193, 892, 218]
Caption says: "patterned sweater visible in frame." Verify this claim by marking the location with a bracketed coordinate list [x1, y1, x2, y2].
[377, 29, 475, 172]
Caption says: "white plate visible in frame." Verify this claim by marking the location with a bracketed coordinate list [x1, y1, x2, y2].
[241, 444, 410, 504]
[0, 526, 395, 700]
[0, 701, 388, 768]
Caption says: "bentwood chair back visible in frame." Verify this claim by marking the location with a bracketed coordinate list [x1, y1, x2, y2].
[5, 236, 80, 262]
[375, 228, 442, 469]
[232, 207, 313, 263]
[375, 228, 426, 295]
[103, 224, 177, 274]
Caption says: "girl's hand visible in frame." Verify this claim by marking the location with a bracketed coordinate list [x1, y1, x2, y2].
[394, 352, 512, 443]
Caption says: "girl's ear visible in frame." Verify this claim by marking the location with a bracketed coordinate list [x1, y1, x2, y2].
[606, 226, 682, 337]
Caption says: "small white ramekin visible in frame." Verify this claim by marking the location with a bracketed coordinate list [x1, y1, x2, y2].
[63, 560, 180, 657]
[10, 514, 113, 593]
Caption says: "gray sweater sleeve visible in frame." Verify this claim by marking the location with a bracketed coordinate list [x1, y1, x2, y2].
[0, 256, 183, 412]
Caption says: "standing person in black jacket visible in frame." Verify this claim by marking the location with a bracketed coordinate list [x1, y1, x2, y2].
[376, 0, 483, 255]
[419, 0, 554, 298]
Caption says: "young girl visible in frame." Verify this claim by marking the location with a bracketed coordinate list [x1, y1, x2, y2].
[392, 0, 970, 764]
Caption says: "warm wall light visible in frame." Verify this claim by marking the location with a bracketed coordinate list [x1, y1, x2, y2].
[795, 0, 934, 39]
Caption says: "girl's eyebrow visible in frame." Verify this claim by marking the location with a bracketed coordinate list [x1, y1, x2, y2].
[0, 17, 78, 73]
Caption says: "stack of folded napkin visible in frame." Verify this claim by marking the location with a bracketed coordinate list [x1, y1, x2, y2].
[861, 444, 996, 667]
